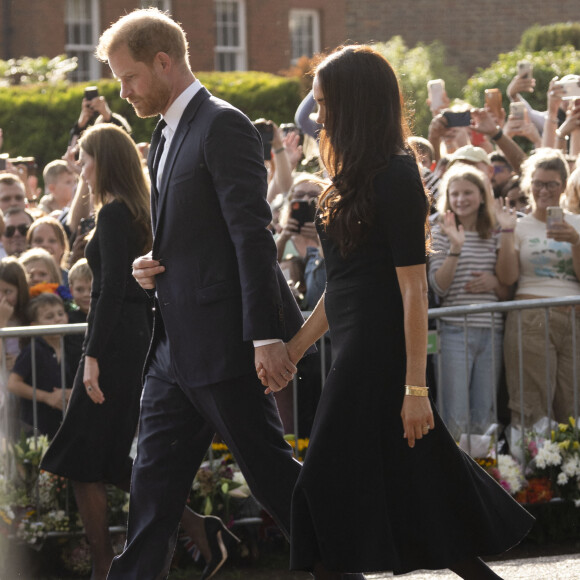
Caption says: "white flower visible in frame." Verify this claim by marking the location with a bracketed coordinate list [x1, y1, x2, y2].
[562, 456, 580, 478]
[535, 441, 562, 469]
[557, 472, 569, 486]
[497, 454, 525, 494]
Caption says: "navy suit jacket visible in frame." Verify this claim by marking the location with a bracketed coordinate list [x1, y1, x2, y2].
[147, 87, 305, 387]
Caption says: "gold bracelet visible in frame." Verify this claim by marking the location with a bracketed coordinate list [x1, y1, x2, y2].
[404, 385, 429, 397]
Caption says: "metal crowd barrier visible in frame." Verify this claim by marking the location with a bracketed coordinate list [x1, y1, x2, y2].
[1, 295, 579, 501]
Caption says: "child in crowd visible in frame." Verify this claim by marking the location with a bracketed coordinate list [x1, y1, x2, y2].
[67, 258, 91, 320]
[0, 257, 30, 371]
[38, 160, 77, 216]
[7, 293, 72, 438]
[18, 247, 62, 286]
[65, 258, 92, 371]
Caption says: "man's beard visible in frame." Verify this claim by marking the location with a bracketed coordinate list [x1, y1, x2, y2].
[130, 79, 171, 118]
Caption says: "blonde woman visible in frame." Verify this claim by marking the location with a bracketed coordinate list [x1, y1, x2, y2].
[429, 165, 509, 438]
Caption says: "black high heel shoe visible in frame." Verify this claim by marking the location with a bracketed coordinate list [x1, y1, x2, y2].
[200, 516, 241, 580]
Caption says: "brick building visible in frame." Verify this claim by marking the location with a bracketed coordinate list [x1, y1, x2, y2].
[0, 0, 579, 82]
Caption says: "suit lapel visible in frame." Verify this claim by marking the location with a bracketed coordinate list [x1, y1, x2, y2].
[155, 88, 211, 216]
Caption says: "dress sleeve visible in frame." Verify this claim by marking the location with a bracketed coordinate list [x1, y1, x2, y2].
[377, 158, 428, 268]
[84, 203, 130, 359]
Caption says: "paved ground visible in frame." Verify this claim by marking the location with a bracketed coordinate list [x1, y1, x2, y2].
[366, 553, 580, 579]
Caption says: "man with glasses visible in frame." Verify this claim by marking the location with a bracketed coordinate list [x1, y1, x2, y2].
[0, 174, 27, 213]
[2, 208, 33, 257]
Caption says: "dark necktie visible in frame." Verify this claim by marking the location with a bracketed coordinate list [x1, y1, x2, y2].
[151, 120, 167, 189]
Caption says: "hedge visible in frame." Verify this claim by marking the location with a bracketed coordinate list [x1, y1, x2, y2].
[0, 72, 302, 178]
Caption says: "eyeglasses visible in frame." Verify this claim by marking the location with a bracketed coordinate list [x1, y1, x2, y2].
[531, 180, 562, 193]
[493, 165, 509, 174]
[4, 224, 29, 238]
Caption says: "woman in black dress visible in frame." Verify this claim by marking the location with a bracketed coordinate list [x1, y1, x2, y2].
[41, 125, 234, 580]
[262, 46, 534, 579]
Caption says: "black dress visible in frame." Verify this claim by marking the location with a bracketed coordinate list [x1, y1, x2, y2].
[41, 200, 151, 484]
[290, 155, 533, 575]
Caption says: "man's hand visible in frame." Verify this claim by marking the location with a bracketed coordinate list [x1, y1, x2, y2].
[132, 252, 165, 290]
[255, 342, 297, 394]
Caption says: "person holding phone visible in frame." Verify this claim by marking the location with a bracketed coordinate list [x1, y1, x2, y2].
[495, 148, 580, 425]
[69, 87, 132, 145]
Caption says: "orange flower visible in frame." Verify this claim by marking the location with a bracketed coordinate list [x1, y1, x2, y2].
[30, 282, 58, 298]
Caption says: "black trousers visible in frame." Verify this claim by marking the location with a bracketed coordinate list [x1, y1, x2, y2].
[108, 329, 301, 580]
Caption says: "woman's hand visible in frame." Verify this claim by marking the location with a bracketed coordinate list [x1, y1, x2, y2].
[279, 217, 301, 241]
[299, 221, 319, 244]
[464, 271, 499, 294]
[401, 395, 435, 448]
[546, 77, 565, 117]
[283, 131, 303, 171]
[493, 197, 518, 230]
[556, 103, 580, 140]
[547, 219, 580, 245]
[0, 296, 14, 327]
[439, 210, 465, 251]
[83, 355, 105, 404]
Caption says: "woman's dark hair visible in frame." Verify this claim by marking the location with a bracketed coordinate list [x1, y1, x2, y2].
[0, 257, 30, 323]
[79, 124, 152, 253]
[316, 45, 428, 256]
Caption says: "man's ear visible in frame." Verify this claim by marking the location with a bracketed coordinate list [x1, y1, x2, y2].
[155, 51, 171, 72]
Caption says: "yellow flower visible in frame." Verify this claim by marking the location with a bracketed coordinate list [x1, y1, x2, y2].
[551, 430, 555, 441]
[559, 423, 568, 432]
[570, 416, 576, 428]
[573, 441, 580, 451]
[558, 440, 570, 451]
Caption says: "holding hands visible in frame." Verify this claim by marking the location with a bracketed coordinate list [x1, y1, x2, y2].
[255, 342, 297, 394]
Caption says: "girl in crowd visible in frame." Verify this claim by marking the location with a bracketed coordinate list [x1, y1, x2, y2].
[18, 247, 62, 286]
[496, 148, 580, 425]
[27, 216, 70, 285]
[41, 124, 232, 580]
[0, 258, 30, 440]
[429, 165, 508, 438]
[262, 45, 533, 580]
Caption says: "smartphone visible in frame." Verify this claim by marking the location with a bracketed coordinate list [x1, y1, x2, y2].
[8, 156, 37, 175]
[254, 121, 274, 160]
[509, 102, 527, 122]
[484, 88, 503, 119]
[555, 75, 580, 100]
[517, 60, 533, 79]
[546, 206, 564, 229]
[79, 216, 96, 236]
[443, 111, 471, 128]
[290, 199, 316, 229]
[0, 153, 8, 171]
[84, 86, 99, 100]
[427, 79, 446, 112]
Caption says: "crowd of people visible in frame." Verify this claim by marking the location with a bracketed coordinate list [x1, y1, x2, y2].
[0, 7, 577, 578]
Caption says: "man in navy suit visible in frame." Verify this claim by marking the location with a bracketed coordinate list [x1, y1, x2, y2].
[96, 9, 305, 579]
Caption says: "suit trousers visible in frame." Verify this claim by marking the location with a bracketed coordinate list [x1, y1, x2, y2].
[107, 325, 301, 580]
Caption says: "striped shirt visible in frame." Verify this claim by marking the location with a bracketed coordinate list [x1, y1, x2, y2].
[428, 226, 503, 328]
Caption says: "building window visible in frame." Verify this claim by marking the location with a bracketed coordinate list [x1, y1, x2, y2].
[140, 0, 172, 10]
[214, 0, 247, 71]
[289, 9, 320, 65]
[65, 0, 100, 82]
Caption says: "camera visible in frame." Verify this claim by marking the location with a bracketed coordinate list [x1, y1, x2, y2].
[84, 86, 99, 101]
[443, 111, 471, 128]
[253, 120, 274, 161]
[555, 75, 580, 100]
[279, 123, 304, 147]
[290, 199, 316, 230]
